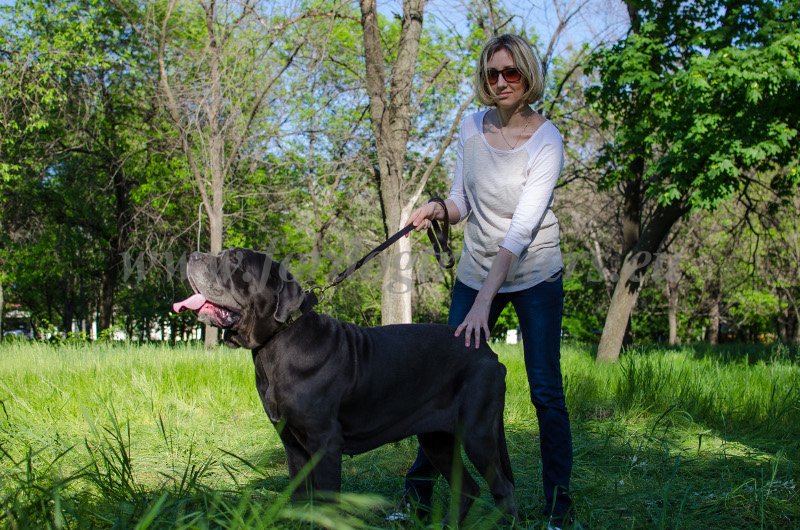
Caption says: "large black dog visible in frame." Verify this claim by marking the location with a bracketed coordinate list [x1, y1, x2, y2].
[173, 248, 517, 521]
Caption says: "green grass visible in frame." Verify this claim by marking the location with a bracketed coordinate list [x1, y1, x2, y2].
[0, 340, 798, 528]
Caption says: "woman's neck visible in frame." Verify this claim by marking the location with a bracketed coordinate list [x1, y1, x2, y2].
[495, 105, 533, 128]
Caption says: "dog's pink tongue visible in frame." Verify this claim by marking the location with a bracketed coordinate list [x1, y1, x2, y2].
[173, 293, 207, 313]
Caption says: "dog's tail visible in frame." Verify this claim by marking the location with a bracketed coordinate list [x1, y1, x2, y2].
[498, 416, 515, 486]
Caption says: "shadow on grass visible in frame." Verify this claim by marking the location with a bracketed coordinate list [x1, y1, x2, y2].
[3, 409, 798, 529]
[563, 412, 798, 529]
[0, 433, 392, 529]
[620, 341, 800, 366]
[503, 341, 800, 528]
[501, 406, 798, 529]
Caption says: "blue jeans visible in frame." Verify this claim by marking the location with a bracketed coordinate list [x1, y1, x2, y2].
[405, 274, 572, 516]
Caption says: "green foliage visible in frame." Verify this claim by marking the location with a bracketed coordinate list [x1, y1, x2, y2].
[0, 0, 172, 335]
[1, 0, 797, 347]
[561, 249, 609, 342]
[588, 0, 800, 209]
[730, 289, 783, 336]
[492, 304, 519, 338]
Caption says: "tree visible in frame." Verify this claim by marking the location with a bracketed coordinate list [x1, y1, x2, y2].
[588, 0, 800, 361]
[0, 0, 160, 335]
[113, 0, 337, 346]
[358, 0, 477, 324]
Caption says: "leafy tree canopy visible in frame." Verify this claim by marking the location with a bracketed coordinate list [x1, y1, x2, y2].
[589, 0, 800, 209]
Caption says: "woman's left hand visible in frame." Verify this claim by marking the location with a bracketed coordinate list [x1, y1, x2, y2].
[455, 298, 492, 348]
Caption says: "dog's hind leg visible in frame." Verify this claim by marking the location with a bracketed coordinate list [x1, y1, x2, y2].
[463, 421, 518, 522]
[462, 370, 518, 521]
[418, 431, 480, 524]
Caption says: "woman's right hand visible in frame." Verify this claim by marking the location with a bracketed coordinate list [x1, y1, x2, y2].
[406, 202, 440, 234]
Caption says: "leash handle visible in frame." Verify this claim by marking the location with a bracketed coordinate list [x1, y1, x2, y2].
[426, 197, 455, 269]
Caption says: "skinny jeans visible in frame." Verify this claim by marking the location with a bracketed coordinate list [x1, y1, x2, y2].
[404, 273, 572, 516]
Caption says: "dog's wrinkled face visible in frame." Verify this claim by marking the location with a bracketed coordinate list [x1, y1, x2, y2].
[173, 248, 305, 349]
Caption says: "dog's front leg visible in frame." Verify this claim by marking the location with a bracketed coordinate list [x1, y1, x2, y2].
[276, 424, 308, 479]
[274, 424, 316, 500]
[305, 422, 344, 494]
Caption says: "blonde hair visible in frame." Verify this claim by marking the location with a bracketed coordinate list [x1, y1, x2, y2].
[474, 34, 544, 107]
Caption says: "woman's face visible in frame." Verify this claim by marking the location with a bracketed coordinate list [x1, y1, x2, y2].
[486, 48, 527, 111]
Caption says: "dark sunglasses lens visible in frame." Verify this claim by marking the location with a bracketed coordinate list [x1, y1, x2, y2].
[504, 68, 521, 82]
[487, 70, 500, 84]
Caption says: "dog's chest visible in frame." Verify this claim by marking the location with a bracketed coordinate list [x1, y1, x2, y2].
[253, 365, 282, 422]
[252, 342, 344, 425]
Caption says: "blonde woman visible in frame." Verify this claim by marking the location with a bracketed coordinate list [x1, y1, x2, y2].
[404, 33, 573, 526]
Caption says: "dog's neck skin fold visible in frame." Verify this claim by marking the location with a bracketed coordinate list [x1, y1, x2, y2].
[256, 296, 316, 348]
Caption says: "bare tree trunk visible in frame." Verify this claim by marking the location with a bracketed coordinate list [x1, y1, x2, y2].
[99, 156, 132, 332]
[707, 297, 720, 344]
[205, 210, 223, 347]
[360, 0, 425, 325]
[597, 200, 687, 362]
[619, 166, 643, 345]
[204, 1, 224, 348]
[795, 313, 800, 345]
[381, 233, 414, 323]
[621, 176, 642, 258]
[667, 285, 679, 346]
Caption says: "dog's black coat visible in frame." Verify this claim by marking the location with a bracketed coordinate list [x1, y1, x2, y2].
[183, 248, 517, 520]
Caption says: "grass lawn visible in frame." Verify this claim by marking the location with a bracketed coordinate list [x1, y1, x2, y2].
[0, 340, 798, 528]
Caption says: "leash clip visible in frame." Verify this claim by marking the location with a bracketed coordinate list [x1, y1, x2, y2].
[303, 285, 323, 308]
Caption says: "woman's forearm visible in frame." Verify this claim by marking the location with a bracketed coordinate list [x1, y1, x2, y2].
[476, 247, 516, 305]
[453, 247, 517, 347]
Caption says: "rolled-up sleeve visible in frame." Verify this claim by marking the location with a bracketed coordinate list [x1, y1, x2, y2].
[499, 135, 564, 256]
[447, 120, 470, 222]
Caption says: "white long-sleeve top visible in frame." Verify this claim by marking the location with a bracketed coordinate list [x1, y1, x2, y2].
[448, 109, 564, 293]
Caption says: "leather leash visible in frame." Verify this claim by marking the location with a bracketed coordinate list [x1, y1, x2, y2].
[426, 197, 455, 270]
[303, 198, 455, 309]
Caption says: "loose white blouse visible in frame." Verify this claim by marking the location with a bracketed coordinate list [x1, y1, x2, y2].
[448, 109, 564, 293]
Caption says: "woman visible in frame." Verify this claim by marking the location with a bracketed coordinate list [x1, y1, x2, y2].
[404, 33, 573, 525]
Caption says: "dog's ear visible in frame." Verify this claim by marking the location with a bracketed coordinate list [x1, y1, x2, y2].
[273, 265, 305, 323]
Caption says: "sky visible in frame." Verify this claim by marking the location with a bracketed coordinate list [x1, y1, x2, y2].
[380, 0, 631, 57]
[0, 0, 631, 56]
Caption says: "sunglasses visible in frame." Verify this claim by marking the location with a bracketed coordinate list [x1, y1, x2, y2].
[487, 67, 523, 85]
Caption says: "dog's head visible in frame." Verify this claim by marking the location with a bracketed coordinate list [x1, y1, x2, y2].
[173, 248, 308, 349]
